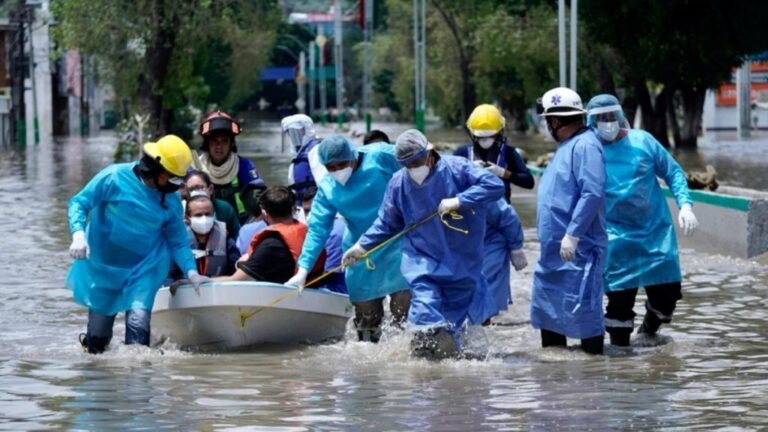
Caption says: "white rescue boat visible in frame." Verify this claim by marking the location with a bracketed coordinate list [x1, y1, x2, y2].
[151, 282, 353, 351]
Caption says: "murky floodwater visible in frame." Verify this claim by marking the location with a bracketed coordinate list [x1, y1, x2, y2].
[2, 122, 768, 430]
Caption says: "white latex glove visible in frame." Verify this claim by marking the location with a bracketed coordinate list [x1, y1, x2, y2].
[484, 162, 506, 178]
[559, 234, 579, 262]
[69, 231, 89, 259]
[342, 242, 367, 267]
[511, 249, 528, 271]
[285, 267, 309, 293]
[187, 270, 211, 296]
[438, 197, 461, 214]
[678, 203, 698, 237]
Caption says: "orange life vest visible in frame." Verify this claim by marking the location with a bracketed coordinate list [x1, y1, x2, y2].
[247, 221, 327, 282]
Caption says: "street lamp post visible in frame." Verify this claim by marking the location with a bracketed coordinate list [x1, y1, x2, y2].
[362, 0, 373, 133]
[413, 0, 426, 132]
[334, 0, 345, 128]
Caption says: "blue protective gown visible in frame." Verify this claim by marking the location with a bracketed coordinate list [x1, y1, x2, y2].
[603, 129, 691, 292]
[358, 155, 504, 333]
[67, 163, 197, 316]
[484, 199, 524, 315]
[297, 143, 407, 303]
[531, 128, 607, 340]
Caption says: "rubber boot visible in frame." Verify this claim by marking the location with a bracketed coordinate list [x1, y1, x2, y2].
[81, 333, 112, 354]
[540, 329, 567, 348]
[637, 312, 662, 336]
[411, 328, 459, 361]
[580, 335, 604, 355]
[607, 328, 632, 347]
[353, 299, 384, 343]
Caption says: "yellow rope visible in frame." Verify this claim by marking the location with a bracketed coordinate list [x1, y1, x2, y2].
[238, 208, 473, 326]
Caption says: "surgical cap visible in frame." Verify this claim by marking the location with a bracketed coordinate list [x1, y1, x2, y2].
[586, 94, 626, 127]
[318, 134, 357, 164]
[395, 129, 429, 164]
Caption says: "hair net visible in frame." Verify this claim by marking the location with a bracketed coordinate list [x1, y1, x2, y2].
[586, 94, 627, 127]
[395, 129, 430, 164]
[318, 134, 357, 164]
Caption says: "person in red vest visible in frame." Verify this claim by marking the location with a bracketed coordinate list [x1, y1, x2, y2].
[214, 186, 325, 284]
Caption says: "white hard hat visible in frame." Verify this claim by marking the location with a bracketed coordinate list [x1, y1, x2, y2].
[281, 114, 314, 131]
[539, 87, 586, 117]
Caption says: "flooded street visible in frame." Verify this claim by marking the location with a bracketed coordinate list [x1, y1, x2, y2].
[1, 123, 768, 430]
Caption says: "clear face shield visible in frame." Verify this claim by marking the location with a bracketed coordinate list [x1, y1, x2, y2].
[587, 105, 628, 142]
[285, 128, 306, 151]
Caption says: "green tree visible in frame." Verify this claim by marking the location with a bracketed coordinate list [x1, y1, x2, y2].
[52, 0, 280, 136]
[583, 0, 768, 148]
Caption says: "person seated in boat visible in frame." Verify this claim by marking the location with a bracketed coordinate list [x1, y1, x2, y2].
[236, 183, 269, 254]
[343, 129, 504, 360]
[183, 170, 241, 240]
[214, 186, 326, 284]
[284, 135, 411, 344]
[301, 186, 347, 294]
[185, 195, 241, 278]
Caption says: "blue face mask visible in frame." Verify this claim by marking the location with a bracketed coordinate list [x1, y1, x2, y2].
[597, 121, 620, 141]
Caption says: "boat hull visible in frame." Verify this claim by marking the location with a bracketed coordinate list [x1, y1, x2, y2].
[151, 282, 353, 351]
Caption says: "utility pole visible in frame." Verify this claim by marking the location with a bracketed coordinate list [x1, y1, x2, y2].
[412, 0, 426, 132]
[309, 41, 316, 118]
[569, 0, 578, 91]
[297, 51, 307, 114]
[10, 2, 26, 147]
[558, 0, 566, 87]
[333, 0, 345, 128]
[316, 27, 328, 126]
[27, 6, 39, 145]
[362, 0, 373, 133]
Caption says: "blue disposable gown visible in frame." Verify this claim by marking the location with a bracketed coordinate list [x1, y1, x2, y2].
[531, 129, 607, 339]
[358, 156, 504, 333]
[67, 163, 197, 316]
[297, 143, 407, 303]
[603, 129, 691, 292]
[484, 199, 524, 315]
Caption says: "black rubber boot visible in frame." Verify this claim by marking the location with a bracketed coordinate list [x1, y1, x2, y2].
[607, 328, 632, 347]
[541, 329, 567, 348]
[353, 299, 384, 343]
[81, 333, 112, 354]
[410, 328, 459, 361]
[580, 335, 604, 355]
[637, 312, 662, 336]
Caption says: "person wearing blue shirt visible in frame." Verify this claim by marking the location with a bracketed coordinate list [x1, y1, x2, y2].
[67, 135, 210, 354]
[300, 186, 347, 294]
[454, 104, 534, 202]
[345, 129, 504, 360]
[483, 199, 528, 322]
[193, 110, 265, 223]
[586, 94, 699, 347]
[285, 136, 410, 343]
[531, 87, 607, 355]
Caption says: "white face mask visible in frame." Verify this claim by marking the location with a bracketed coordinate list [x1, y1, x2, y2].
[597, 121, 620, 142]
[190, 215, 214, 234]
[477, 137, 495, 149]
[330, 167, 353, 186]
[407, 165, 430, 185]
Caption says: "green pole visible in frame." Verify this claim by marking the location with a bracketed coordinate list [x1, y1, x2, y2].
[415, 109, 425, 132]
[365, 112, 372, 133]
[33, 117, 39, 143]
[16, 119, 26, 148]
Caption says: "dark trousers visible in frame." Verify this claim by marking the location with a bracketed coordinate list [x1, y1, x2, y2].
[540, 329, 604, 355]
[605, 281, 683, 346]
[353, 289, 411, 342]
[82, 309, 151, 354]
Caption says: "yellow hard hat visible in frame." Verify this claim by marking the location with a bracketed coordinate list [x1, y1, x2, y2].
[466, 104, 505, 137]
[143, 134, 192, 177]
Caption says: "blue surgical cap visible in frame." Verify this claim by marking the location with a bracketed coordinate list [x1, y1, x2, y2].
[318, 134, 357, 164]
[586, 94, 626, 127]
